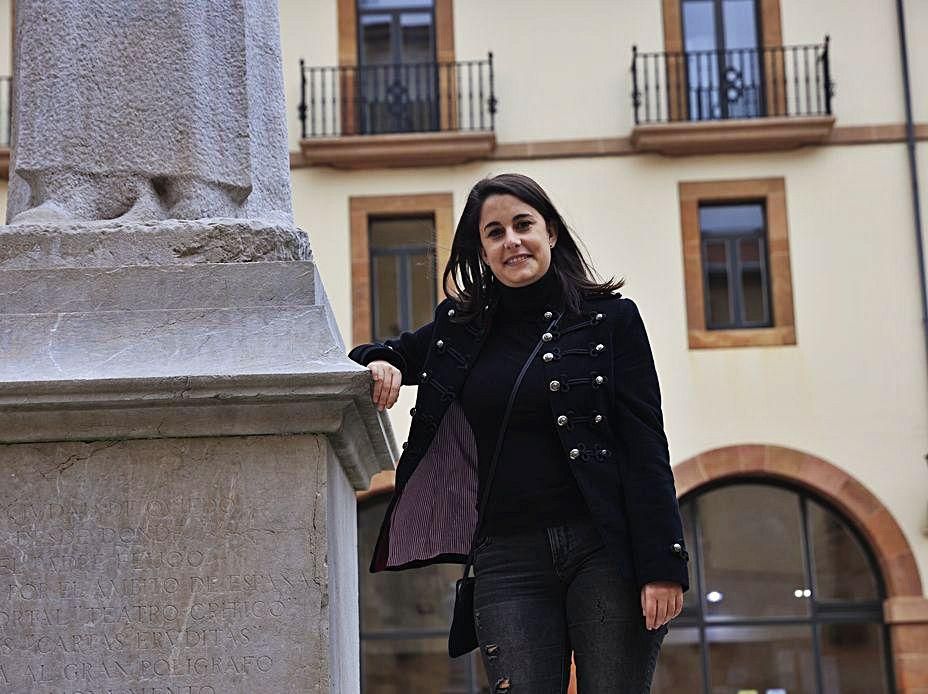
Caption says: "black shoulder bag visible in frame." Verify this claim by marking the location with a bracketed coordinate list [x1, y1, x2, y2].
[448, 312, 562, 658]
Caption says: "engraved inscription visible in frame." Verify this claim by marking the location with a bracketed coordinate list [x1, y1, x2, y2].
[0, 437, 326, 693]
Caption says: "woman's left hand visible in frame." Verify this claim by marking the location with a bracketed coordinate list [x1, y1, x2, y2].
[640, 581, 683, 630]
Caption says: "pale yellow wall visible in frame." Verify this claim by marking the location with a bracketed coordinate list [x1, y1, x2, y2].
[292, 143, 928, 592]
[280, 0, 339, 152]
[906, 0, 928, 123]
[781, 0, 906, 125]
[454, 0, 662, 141]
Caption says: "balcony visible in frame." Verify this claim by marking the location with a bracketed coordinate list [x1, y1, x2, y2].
[629, 38, 836, 155]
[297, 54, 497, 169]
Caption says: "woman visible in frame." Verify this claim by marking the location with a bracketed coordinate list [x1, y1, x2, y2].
[349, 174, 688, 692]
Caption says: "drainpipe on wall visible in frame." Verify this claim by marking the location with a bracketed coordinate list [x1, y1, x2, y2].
[895, 0, 928, 535]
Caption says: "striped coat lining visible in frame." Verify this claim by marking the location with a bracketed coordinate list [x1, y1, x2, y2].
[385, 399, 479, 568]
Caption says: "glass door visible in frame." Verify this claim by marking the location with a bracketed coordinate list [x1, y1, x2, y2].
[357, 0, 439, 134]
[681, 0, 765, 120]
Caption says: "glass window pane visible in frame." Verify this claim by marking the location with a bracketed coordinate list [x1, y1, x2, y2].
[680, 502, 699, 612]
[820, 623, 891, 694]
[360, 14, 392, 66]
[699, 485, 809, 619]
[652, 627, 703, 694]
[700, 203, 765, 235]
[707, 625, 816, 694]
[740, 267, 765, 323]
[370, 216, 435, 249]
[358, 498, 460, 632]
[400, 12, 433, 63]
[707, 268, 731, 326]
[809, 501, 880, 602]
[723, 0, 759, 50]
[372, 255, 400, 340]
[683, 0, 717, 52]
[362, 637, 473, 693]
[739, 237, 760, 262]
[359, 0, 433, 8]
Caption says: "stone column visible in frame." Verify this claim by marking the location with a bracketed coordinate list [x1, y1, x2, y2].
[0, 2, 394, 693]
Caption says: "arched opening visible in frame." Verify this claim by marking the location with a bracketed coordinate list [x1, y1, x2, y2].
[653, 479, 894, 693]
[669, 445, 926, 694]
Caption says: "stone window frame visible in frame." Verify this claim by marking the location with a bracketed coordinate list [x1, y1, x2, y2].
[679, 177, 796, 349]
[349, 192, 454, 346]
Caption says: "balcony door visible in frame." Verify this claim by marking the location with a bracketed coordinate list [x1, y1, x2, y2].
[357, 0, 439, 134]
[681, 0, 765, 120]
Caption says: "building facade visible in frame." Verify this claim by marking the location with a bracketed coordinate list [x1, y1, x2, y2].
[1, 0, 926, 692]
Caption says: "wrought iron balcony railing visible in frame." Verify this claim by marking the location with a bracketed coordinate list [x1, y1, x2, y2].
[631, 38, 833, 125]
[299, 54, 496, 138]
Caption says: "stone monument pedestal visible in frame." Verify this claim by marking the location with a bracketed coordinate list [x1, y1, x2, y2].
[0, 222, 395, 693]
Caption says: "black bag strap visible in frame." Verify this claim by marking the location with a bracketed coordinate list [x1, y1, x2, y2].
[460, 312, 562, 580]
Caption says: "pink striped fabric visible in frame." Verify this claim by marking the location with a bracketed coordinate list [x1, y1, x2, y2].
[386, 399, 479, 567]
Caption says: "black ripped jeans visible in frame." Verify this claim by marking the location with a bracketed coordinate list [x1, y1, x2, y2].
[473, 518, 666, 693]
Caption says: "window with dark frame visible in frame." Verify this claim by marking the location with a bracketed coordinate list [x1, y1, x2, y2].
[358, 494, 490, 693]
[652, 481, 894, 694]
[699, 202, 772, 330]
[369, 215, 437, 342]
[357, 0, 439, 134]
[681, 0, 765, 120]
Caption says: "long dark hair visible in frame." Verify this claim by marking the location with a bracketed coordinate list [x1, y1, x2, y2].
[442, 173, 624, 320]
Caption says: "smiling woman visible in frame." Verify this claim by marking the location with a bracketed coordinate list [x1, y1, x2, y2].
[349, 173, 689, 693]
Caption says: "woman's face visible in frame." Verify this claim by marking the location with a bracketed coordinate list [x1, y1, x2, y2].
[478, 194, 557, 288]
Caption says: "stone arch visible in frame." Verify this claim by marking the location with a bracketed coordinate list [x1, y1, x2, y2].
[673, 444, 922, 598]
[674, 444, 928, 693]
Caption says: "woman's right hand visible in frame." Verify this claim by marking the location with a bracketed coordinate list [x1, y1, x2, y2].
[367, 360, 402, 411]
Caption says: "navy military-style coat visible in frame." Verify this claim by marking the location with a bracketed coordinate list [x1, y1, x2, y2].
[349, 293, 690, 592]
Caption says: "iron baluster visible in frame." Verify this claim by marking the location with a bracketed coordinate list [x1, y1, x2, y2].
[467, 61, 474, 130]
[803, 45, 812, 116]
[299, 59, 307, 139]
[642, 48, 650, 122]
[822, 35, 833, 115]
[478, 58, 485, 130]
[330, 67, 337, 135]
[792, 46, 800, 116]
[653, 52, 661, 122]
[631, 45, 640, 125]
[781, 47, 789, 116]
[321, 67, 328, 136]
[488, 52, 497, 131]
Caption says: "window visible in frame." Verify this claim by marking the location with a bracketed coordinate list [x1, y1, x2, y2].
[653, 481, 893, 694]
[350, 193, 454, 345]
[681, 0, 764, 120]
[358, 494, 490, 692]
[369, 215, 437, 341]
[679, 178, 795, 348]
[700, 202, 771, 329]
[357, 0, 438, 134]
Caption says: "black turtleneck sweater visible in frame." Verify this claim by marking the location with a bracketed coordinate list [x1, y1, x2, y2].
[459, 269, 589, 536]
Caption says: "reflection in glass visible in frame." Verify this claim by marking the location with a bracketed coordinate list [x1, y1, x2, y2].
[369, 216, 436, 341]
[741, 266, 764, 322]
[700, 204, 765, 235]
[809, 501, 879, 602]
[363, 637, 474, 693]
[819, 623, 890, 694]
[706, 267, 731, 328]
[359, 497, 488, 693]
[708, 625, 816, 694]
[652, 627, 703, 694]
[699, 485, 809, 619]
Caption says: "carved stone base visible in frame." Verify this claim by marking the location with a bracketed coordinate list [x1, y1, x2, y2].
[0, 219, 394, 693]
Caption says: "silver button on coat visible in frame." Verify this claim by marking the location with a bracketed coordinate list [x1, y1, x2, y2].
[549, 380, 561, 392]
[556, 415, 568, 426]
[569, 448, 580, 459]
